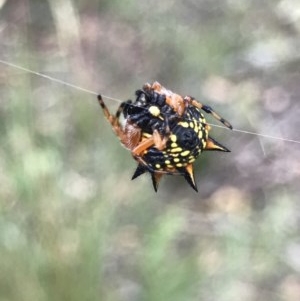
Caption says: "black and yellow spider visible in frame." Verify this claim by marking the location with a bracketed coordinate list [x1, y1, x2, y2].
[97, 82, 232, 192]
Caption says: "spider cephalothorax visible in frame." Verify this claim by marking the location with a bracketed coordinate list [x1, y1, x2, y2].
[97, 82, 232, 192]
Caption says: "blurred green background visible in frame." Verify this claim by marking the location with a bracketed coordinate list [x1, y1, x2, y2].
[1, 0, 300, 300]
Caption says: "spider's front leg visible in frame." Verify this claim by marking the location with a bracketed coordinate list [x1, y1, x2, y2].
[184, 96, 233, 129]
[97, 95, 141, 150]
[132, 116, 171, 156]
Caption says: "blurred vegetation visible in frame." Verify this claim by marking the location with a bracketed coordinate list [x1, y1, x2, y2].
[0, 0, 300, 300]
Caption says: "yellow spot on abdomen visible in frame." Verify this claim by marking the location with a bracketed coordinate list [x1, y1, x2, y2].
[181, 150, 190, 156]
[149, 106, 161, 117]
[179, 121, 189, 128]
[170, 134, 177, 142]
[171, 147, 183, 153]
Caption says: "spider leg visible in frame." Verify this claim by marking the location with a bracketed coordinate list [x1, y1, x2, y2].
[185, 97, 233, 129]
[97, 94, 128, 126]
[128, 113, 152, 128]
[131, 129, 169, 156]
[116, 101, 130, 119]
[131, 116, 171, 155]
[132, 136, 155, 156]
[97, 95, 141, 149]
[97, 94, 115, 123]
[151, 130, 168, 151]
[149, 117, 171, 151]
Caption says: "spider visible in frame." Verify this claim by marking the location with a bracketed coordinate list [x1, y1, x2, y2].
[97, 82, 232, 192]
